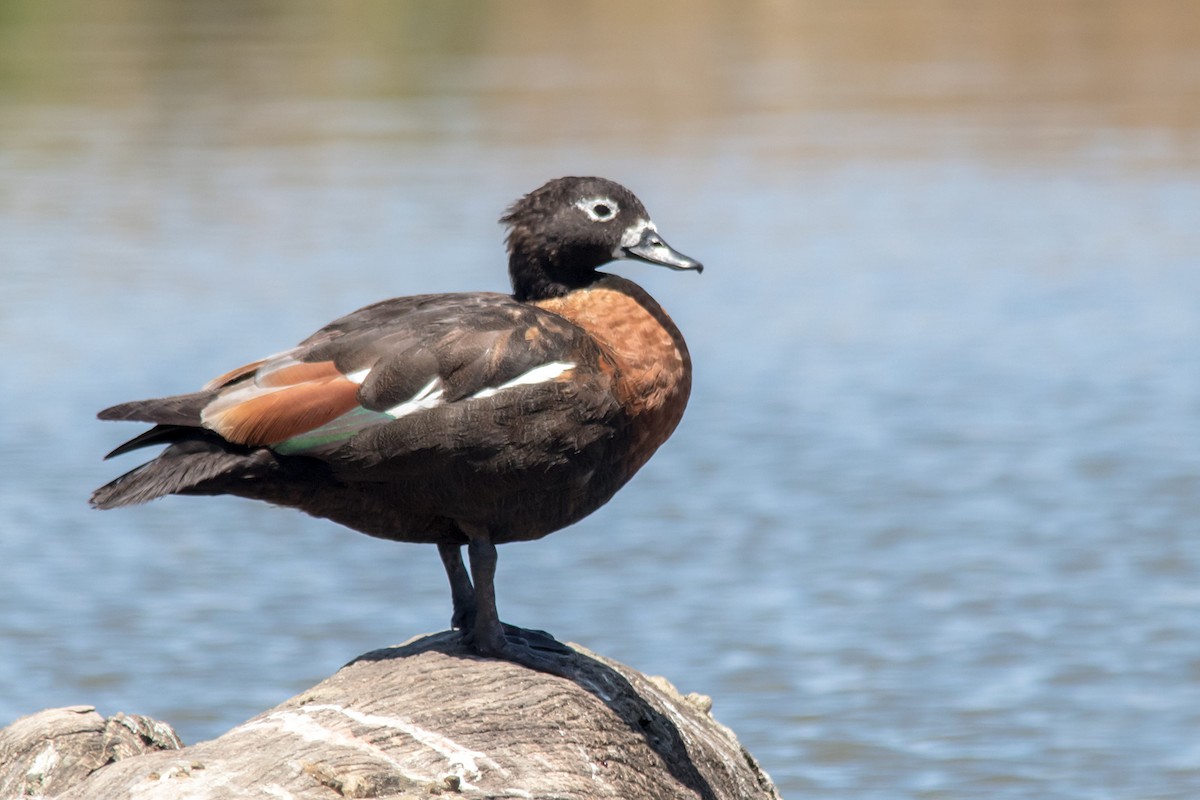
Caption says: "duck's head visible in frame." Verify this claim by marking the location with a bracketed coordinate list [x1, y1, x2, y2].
[502, 176, 702, 302]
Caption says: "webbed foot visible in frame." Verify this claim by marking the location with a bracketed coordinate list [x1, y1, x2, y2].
[466, 623, 575, 677]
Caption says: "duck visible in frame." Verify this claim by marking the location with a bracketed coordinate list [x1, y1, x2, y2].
[92, 176, 702, 673]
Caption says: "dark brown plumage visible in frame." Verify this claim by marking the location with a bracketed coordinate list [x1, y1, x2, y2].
[92, 176, 701, 672]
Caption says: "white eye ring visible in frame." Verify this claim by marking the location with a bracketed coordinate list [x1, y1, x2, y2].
[576, 196, 619, 222]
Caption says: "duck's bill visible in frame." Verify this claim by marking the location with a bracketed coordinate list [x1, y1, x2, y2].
[620, 227, 703, 273]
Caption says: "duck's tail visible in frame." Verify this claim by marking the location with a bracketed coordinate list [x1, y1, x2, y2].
[90, 435, 254, 509]
[92, 388, 237, 508]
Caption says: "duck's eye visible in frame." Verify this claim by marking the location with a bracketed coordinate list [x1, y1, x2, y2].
[576, 197, 619, 222]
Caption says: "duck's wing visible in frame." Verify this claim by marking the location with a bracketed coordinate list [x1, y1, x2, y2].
[100, 292, 614, 461]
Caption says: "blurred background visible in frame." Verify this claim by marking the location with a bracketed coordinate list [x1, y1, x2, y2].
[3, 1, 1199, 797]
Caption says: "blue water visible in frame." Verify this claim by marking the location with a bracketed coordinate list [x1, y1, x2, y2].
[3, 3, 1200, 797]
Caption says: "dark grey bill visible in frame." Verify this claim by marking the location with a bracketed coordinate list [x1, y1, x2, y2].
[622, 227, 704, 273]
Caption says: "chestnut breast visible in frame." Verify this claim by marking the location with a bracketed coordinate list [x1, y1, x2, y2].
[535, 275, 691, 480]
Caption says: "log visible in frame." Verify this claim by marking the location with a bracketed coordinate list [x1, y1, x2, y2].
[1, 632, 781, 799]
[0, 705, 182, 797]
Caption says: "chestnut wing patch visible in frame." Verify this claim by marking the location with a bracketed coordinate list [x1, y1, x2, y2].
[202, 359, 363, 447]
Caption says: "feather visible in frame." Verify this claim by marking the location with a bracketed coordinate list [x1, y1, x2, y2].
[203, 376, 362, 446]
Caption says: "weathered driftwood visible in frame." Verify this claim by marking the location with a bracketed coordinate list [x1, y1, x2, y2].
[2, 632, 780, 799]
[0, 705, 182, 797]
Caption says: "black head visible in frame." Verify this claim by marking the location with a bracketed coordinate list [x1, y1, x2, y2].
[501, 176, 702, 302]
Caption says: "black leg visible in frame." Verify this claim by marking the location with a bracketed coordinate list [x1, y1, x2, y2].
[459, 526, 573, 675]
[438, 542, 475, 632]
[464, 535, 507, 653]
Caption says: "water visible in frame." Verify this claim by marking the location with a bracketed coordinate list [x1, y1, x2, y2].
[3, 2, 1200, 797]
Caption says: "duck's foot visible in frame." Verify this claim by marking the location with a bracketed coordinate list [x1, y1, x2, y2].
[465, 624, 575, 676]
[501, 623, 572, 654]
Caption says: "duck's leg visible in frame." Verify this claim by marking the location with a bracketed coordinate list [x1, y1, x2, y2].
[463, 534, 506, 654]
[438, 542, 475, 632]
[461, 528, 572, 674]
